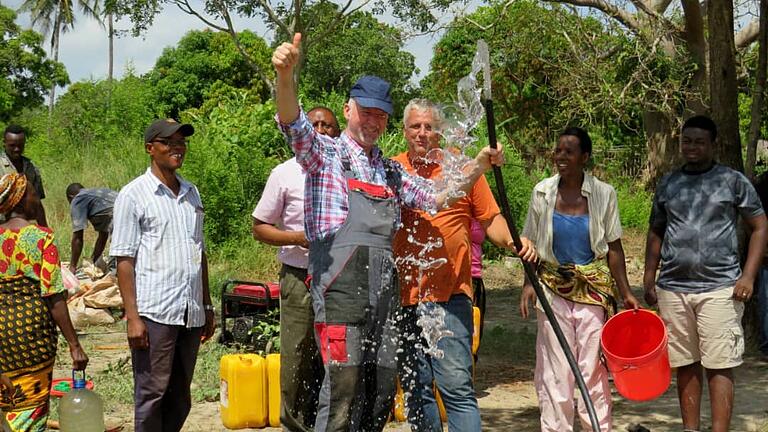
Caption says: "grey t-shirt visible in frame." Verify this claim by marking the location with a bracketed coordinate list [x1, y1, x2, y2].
[70, 188, 118, 232]
[650, 164, 764, 293]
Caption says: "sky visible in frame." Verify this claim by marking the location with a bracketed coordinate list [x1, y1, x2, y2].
[6, 0, 483, 87]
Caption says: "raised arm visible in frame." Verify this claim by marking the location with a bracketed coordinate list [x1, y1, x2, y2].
[272, 33, 302, 124]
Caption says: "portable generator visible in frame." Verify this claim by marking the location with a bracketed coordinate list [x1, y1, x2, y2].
[218, 279, 280, 348]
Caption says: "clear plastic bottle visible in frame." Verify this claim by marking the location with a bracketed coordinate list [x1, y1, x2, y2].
[58, 370, 105, 432]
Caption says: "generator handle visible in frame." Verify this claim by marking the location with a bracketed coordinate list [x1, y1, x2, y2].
[219, 279, 274, 334]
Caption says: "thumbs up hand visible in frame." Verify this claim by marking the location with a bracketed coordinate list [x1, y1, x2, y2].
[272, 33, 302, 74]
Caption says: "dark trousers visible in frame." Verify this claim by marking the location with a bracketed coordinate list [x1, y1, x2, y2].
[280, 264, 323, 431]
[131, 317, 202, 432]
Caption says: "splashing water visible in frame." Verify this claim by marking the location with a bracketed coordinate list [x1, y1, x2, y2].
[403, 41, 491, 359]
[415, 302, 453, 359]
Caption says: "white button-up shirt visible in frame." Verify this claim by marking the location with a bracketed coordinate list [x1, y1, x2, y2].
[110, 168, 206, 328]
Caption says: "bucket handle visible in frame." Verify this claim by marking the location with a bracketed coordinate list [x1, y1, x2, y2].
[599, 349, 640, 373]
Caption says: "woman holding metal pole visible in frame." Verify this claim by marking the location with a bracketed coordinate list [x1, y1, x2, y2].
[520, 127, 640, 432]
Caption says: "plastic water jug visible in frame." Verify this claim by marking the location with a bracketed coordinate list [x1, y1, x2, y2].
[265, 353, 281, 427]
[58, 370, 105, 432]
[220, 354, 268, 428]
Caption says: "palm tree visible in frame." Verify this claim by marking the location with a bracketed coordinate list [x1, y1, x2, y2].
[19, 0, 101, 114]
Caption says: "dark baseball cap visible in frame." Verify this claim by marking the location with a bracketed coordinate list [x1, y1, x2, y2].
[144, 119, 195, 143]
[349, 76, 393, 115]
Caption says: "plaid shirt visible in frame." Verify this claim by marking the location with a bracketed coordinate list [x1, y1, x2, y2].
[278, 111, 436, 242]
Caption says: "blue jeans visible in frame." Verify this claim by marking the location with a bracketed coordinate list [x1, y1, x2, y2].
[758, 267, 768, 356]
[398, 294, 481, 432]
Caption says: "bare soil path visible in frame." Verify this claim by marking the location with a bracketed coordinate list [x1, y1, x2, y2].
[52, 229, 768, 431]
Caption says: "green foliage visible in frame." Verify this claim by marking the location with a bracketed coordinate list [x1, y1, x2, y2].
[148, 29, 273, 117]
[190, 342, 241, 402]
[47, 72, 159, 151]
[93, 356, 134, 408]
[614, 180, 652, 229]
[206, 236, 281, 298]
[424, 0, 646, 172]
[0, 5, 68, 121]
[481, 324, 536, 361]
[286, 3, 417, 115]
[181, 89, 286, 246]
[93, 342, 240, 407]
[251, 308, 280, 355]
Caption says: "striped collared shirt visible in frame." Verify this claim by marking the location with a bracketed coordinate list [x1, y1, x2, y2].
[278, 111, 436, 242]
[109, 168, 206, 328]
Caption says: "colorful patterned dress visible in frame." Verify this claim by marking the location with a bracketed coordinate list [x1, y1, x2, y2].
[0, 225, 65, 432]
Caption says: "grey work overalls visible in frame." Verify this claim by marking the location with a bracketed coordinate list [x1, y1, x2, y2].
[310, 160, 402, 432]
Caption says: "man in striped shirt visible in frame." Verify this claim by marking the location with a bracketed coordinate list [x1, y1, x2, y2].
[272, 34, 512, 432]
[111, 119, 215, 432]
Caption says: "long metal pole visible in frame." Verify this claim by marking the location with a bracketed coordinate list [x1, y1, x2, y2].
[483, 98, 601, 432]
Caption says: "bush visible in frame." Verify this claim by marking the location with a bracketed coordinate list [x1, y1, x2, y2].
[182, 89, 286, 246]
[614, 179, 652, 229]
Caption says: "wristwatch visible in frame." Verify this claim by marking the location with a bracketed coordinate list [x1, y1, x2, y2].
[204, 304, 214, 311]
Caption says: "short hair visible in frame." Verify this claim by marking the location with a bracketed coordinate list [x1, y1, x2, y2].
[307, 106, 339, 124]
[560, 127, 592, 156]
[4, 125, 24, 136]
[402, 98, 443, 130]
[682, 115, 717, 142]
[66, 183, 84, 198]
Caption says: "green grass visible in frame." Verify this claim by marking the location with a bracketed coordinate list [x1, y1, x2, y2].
[91, 339, 241, 410]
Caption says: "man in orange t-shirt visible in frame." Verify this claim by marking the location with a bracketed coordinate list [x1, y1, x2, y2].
[393, 99, 535, 431]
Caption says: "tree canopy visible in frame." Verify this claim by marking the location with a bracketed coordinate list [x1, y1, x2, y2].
[424, 0, 645, 169]
[282, 2, 417, 114]
[0, 5, 68, 122]
[147, 29, 273, 117]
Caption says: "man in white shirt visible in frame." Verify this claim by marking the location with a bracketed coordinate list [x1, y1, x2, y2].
[252, 106, 339, 431]
[111, 119, 215, 432]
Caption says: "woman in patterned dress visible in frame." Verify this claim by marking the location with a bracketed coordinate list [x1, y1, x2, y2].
[0, 173, 88, 431]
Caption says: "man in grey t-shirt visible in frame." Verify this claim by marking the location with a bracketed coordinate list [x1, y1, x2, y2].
[66, 183, 118, 273]
[644, 115, 767, 432]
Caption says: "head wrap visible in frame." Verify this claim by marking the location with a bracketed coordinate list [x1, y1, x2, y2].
[0, 173, 28, 214]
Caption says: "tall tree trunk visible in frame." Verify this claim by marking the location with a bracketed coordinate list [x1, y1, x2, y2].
[108, 12, 114, 81]
[48, 12, 62, 117]
[708, 0, 743, 171]
[681, 0, 709, 114]
[643, 109, 679, 188]
[746, 0, 768, 178]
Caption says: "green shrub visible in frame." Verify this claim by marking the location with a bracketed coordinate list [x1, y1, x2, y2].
[182, 89, 286, 246]
[614, 180, 652, 229]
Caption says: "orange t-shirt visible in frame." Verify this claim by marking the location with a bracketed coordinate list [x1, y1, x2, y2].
[392, 151, 501, 306]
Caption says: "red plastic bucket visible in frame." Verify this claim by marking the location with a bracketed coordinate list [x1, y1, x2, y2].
[600, 309, 671, 401]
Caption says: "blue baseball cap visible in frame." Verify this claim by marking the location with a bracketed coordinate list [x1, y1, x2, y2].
[349, 76, 393, 115]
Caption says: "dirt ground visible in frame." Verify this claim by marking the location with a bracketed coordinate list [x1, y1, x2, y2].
[53, 229, 768, 431]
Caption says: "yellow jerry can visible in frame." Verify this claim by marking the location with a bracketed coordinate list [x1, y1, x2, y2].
[393, 379, 406, 422]
[266, 353, 281, 427]
[472, 306, 481, 355]
[220, 354, 268, 429]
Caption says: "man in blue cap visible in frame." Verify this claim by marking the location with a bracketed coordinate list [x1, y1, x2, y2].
[272, 34, 519, 432]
